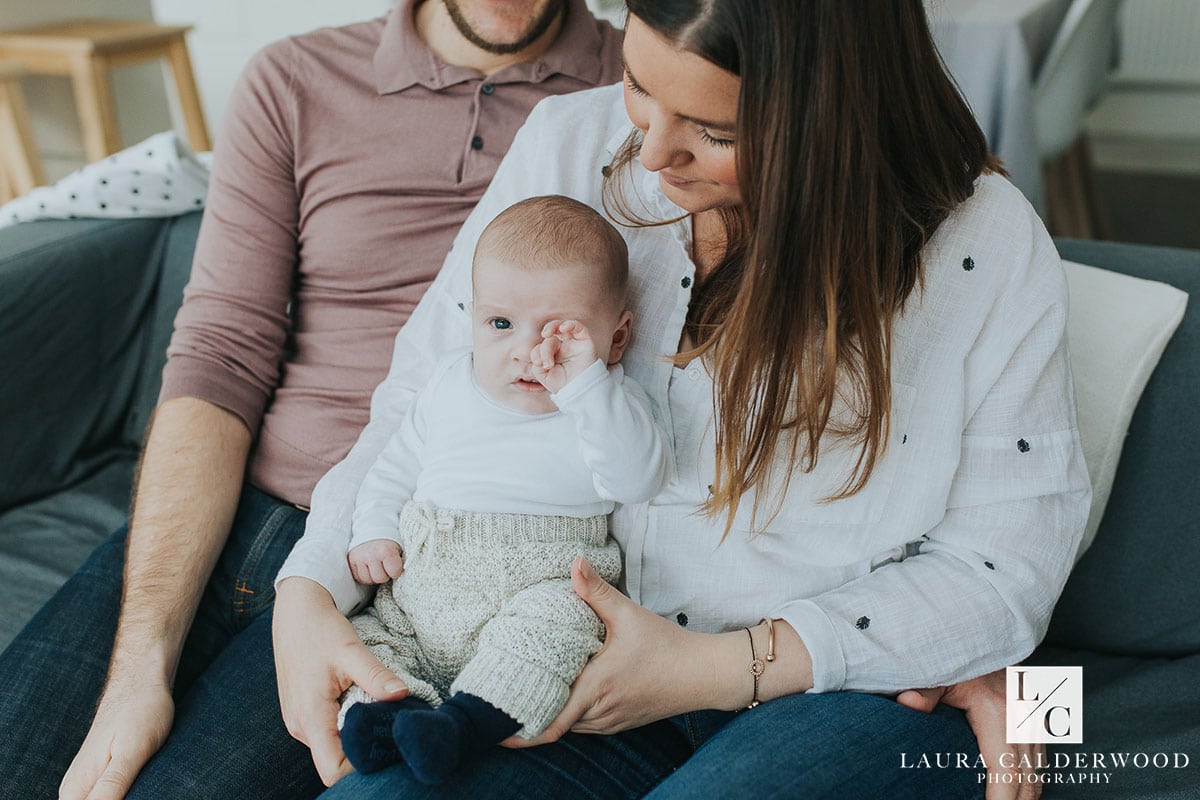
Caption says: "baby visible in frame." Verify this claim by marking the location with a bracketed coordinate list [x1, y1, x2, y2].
[338, 195, 671, 784]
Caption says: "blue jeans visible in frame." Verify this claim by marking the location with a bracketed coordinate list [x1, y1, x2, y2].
[0, 483, 984, 799]
[0, 485, 326, 800]
[322, 692, 983, 799]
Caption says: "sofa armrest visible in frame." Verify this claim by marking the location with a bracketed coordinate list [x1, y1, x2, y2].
[0, 217, 170, 510]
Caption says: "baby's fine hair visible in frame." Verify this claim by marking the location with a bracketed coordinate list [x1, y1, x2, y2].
[474, 195, 629, 301]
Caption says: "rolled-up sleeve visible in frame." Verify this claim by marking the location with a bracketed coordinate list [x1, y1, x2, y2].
[158, 42, 301, 435]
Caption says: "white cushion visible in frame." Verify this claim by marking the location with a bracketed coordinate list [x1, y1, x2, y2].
[1064, 259, 1188, 557]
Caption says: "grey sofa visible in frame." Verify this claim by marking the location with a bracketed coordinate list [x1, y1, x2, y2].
[0, 215, 1196, 799]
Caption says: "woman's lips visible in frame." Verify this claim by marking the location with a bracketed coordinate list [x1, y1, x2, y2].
[660, 172, 695, 188]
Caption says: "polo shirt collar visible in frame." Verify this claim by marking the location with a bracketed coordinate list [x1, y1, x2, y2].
[375, 0, 611, 95]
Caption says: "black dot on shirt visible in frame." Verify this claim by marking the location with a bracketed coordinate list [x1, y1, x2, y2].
[457, 302, 465, 310]
[38, 203, 45, 210]
[1017, 438, 1031, 453]
[855, 616, 871, 630]
[162, 193, 171, 201]
[902, 434, 908, 444]
[131, 187, 140, 195]
[164, 178, 173, 186]
[69, 193, 77, 201]
[963, 256, 975, 271]
[676, 613, 688, 627]
[146, 150, 154, 157]
[481, 82, 495, 95]
[193, 198, 203, 206]
[130, 206, 139, 213]
[985, 561, 995, 570]
[681, 276, 692, 289]
[471, 136, 484, 150]
[600, 164, 611, 177]
[99, 202, 107, 210]
[99, 178, 108, 186]
[133, 170, 142, 177]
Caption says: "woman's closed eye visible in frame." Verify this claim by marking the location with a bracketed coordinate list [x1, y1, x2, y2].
[698, 128, 735, 148]
[488, 317, 513, 330]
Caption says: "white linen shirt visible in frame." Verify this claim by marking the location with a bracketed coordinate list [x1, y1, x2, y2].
[278, 83, 1092, 694]
[349, 347, 670, 550]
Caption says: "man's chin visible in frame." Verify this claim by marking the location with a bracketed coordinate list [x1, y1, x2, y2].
[443, 0, 566, 56]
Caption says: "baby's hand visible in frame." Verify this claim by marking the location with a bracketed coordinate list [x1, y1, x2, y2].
[530, 319, 598, 393]
[348, 539, 405, 584]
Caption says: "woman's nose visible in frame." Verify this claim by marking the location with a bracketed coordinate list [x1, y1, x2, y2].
[639, 117, 685, 173]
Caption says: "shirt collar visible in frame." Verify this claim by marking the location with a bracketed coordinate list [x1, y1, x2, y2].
[375, 0, 612, 95]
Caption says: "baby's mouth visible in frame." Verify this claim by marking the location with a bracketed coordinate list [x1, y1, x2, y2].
[512, 377, 546, 392]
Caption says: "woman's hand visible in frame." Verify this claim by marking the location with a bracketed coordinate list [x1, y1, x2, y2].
[501, 558, 707, 747]
[272, 577, 409, 786]
[897, 670, 1043, 800]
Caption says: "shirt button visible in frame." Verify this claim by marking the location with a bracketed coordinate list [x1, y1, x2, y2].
[676, 612, 689, 627]
[688, 368, 701, 382]
[481, 82, 495, 95]
[681, 276, 692, 288]
[471, 136, 484, 150]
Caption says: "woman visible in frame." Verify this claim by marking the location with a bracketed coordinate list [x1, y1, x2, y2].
[274, 2, 1089, 797]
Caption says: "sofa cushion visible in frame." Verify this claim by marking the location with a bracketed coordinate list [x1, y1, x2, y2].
[0, 455, 134, 649]
[121, 211, 202, 448]
[1047, 240, 1200, 657]
[0, 218, 165, 511]
[1029, 645, 1200, 800]
[1062, 260, 1186, 557]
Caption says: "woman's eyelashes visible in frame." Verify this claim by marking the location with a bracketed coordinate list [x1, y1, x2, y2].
[626, 70, 735, 149]
[624, 71, 647, 97]
[698, 128, 735, 148]
[488, 317, 513, 331]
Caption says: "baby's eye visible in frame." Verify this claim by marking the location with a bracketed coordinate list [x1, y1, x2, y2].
[489, 318, 512, 330]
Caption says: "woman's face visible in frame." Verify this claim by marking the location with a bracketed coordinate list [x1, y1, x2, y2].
[622, 14, 742, 213]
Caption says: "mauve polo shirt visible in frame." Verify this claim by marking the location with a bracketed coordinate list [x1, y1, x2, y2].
[159, 0, 624, 506]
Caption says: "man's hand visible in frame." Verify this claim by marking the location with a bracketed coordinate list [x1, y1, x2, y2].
[273, 577, 409, 786]
[348, 540, 405, 585]
[530, 320, 598, 393]
[897, 669, 1044, 800]
[58, 678, 174, 800]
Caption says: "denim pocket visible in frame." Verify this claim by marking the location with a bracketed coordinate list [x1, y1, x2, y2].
[228, 490, 308, 622]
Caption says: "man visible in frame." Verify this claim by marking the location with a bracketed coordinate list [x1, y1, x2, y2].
[0, 2, 622, 798]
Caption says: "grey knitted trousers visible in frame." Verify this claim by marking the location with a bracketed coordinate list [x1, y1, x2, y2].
[340, 501, 623, 738]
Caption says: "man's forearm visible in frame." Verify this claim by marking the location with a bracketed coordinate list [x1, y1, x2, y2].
[109, 396, 253, 687]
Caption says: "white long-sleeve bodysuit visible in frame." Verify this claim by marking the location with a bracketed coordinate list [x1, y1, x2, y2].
[340, 347, 670, 738]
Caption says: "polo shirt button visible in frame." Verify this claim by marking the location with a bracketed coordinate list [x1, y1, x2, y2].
[681, 276, 692, 288]
[481, 82, 495, 95]
[471, 136, 484, 150]
[676, 612, 689, 627]
[688, 368, 700, 382]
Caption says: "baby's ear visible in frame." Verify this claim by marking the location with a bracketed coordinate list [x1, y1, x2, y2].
[606, 310, 633, 364]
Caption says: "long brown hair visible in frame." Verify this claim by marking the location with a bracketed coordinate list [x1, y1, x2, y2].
[607, 1, 1004, 537]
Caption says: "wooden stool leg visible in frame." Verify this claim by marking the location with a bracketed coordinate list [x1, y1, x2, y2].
[69, 55, 121, 162]
[0, 78, 45, 200]
[166, 37, 210, 152]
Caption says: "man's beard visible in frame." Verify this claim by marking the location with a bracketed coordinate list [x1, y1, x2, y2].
[442, 0, 566, 55]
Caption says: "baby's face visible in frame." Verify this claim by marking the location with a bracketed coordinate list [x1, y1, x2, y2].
[471, 256, 623, 414]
